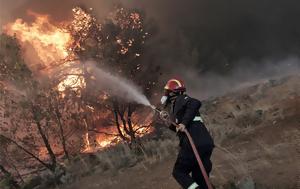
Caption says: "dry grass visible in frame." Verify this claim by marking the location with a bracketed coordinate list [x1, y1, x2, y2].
[56, 132, 178, 185]
[24, 74, 300, 189]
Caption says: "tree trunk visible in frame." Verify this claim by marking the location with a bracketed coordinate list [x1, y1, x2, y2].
[83, 118, 90, 150]
[127, 104, 136, 143]
[113, 109, 128, 141]
[32, 106, 57, 172]
[55, 108, 70, 160]
[119, 112, 130, 136]
[112, 100, 129, 142]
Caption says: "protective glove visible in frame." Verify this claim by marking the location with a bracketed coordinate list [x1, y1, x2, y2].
[176, 123, 186, 132]
[159, 110, 170, 121]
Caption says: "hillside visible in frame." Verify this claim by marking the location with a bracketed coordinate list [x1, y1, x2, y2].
[61, 74, 300, 189]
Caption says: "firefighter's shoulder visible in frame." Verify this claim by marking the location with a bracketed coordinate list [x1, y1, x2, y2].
[177, 94, 189, 102]
[185, 96, 202, 107]
[178, 95, 194, 104]
[179, 95, 195, 102]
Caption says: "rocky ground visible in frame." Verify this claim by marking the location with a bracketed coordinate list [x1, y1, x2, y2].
[61, 74, 300, 189]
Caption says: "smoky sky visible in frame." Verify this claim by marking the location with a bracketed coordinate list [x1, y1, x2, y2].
[1, 0, 300, 98]
[2, 0, 300, 71]
[129, 0, 300, 73]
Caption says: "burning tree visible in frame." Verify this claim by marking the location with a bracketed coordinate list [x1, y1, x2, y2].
[0, 34, 73, 177]
[63, 6, 160, 147]
[4, 6, 160, 150]
[0, 5, 161, 185]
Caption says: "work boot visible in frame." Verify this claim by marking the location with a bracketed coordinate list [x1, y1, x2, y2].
[188, 182, 199, 189]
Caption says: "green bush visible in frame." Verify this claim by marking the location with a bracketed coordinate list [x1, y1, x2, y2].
[0, 178, 11, 189]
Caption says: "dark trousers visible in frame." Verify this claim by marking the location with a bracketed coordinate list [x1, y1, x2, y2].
[172, 146, 213, 189]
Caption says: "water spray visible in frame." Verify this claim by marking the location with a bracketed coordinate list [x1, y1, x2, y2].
[82, 62, 213, 189]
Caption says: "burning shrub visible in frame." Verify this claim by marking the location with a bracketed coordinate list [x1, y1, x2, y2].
[0, 34, 33, 88]
[0, 3, 162, 187]
[3, 4, 159, 150]
[62, 6, 160, 149]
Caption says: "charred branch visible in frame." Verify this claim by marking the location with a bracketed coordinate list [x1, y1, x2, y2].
[54, 107, 70, 161]
[0, 134, 53, 172]
[31, 105, 57, 172]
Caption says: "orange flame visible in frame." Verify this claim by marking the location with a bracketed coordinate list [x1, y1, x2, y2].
[4, 9, 154, 153]
[90, 113, 154, 151]
[4, 11, 72, 67]
[4, 11, 86, 92]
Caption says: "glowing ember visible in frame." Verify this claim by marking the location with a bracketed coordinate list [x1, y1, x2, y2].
[71, 7, 96, 36]
[57, 67, 85, 92]
[85, 112, 154, 152]
[38, 147, 49, 160]
[96, 136, 118, 148]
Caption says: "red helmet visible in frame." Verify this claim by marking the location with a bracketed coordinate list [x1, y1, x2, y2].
[164, 78, 186, 92]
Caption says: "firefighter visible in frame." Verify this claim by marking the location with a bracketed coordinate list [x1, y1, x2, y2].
[160, 78, 215, 189]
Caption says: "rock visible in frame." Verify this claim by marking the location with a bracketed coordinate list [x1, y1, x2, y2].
[237, 177, 255, 189]
[255, 110, 263, 117]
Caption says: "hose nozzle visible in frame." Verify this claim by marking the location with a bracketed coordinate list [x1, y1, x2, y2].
[148, 105, 169, 121]
[149, 105, 161, 113]
[150, 105, 156, 110]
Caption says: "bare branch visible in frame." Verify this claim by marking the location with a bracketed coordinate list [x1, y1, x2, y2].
[0, 134, 52, 171]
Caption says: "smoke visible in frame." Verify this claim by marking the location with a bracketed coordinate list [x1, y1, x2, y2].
[113, 0, 300, 70]
[1, 0, 300, 99]
[3, 0, 300, 64]
[181, 56, 300, 99]
[124, 0, 300, 100]
[85, 62, 151, 106]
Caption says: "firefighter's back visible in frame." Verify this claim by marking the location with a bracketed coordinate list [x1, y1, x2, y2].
[174, 95, 214, 150]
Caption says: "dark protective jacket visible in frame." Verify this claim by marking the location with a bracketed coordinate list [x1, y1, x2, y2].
[169, 94, 214, 149]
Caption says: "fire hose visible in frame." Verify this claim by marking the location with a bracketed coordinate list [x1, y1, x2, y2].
[151, 106, 214, 189]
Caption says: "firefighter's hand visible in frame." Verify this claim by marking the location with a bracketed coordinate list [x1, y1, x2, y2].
[159, 111, 169, 121]
[176, 123, 186, 132]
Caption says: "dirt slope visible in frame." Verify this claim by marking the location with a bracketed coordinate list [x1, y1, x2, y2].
[65, 74, 300, 189]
